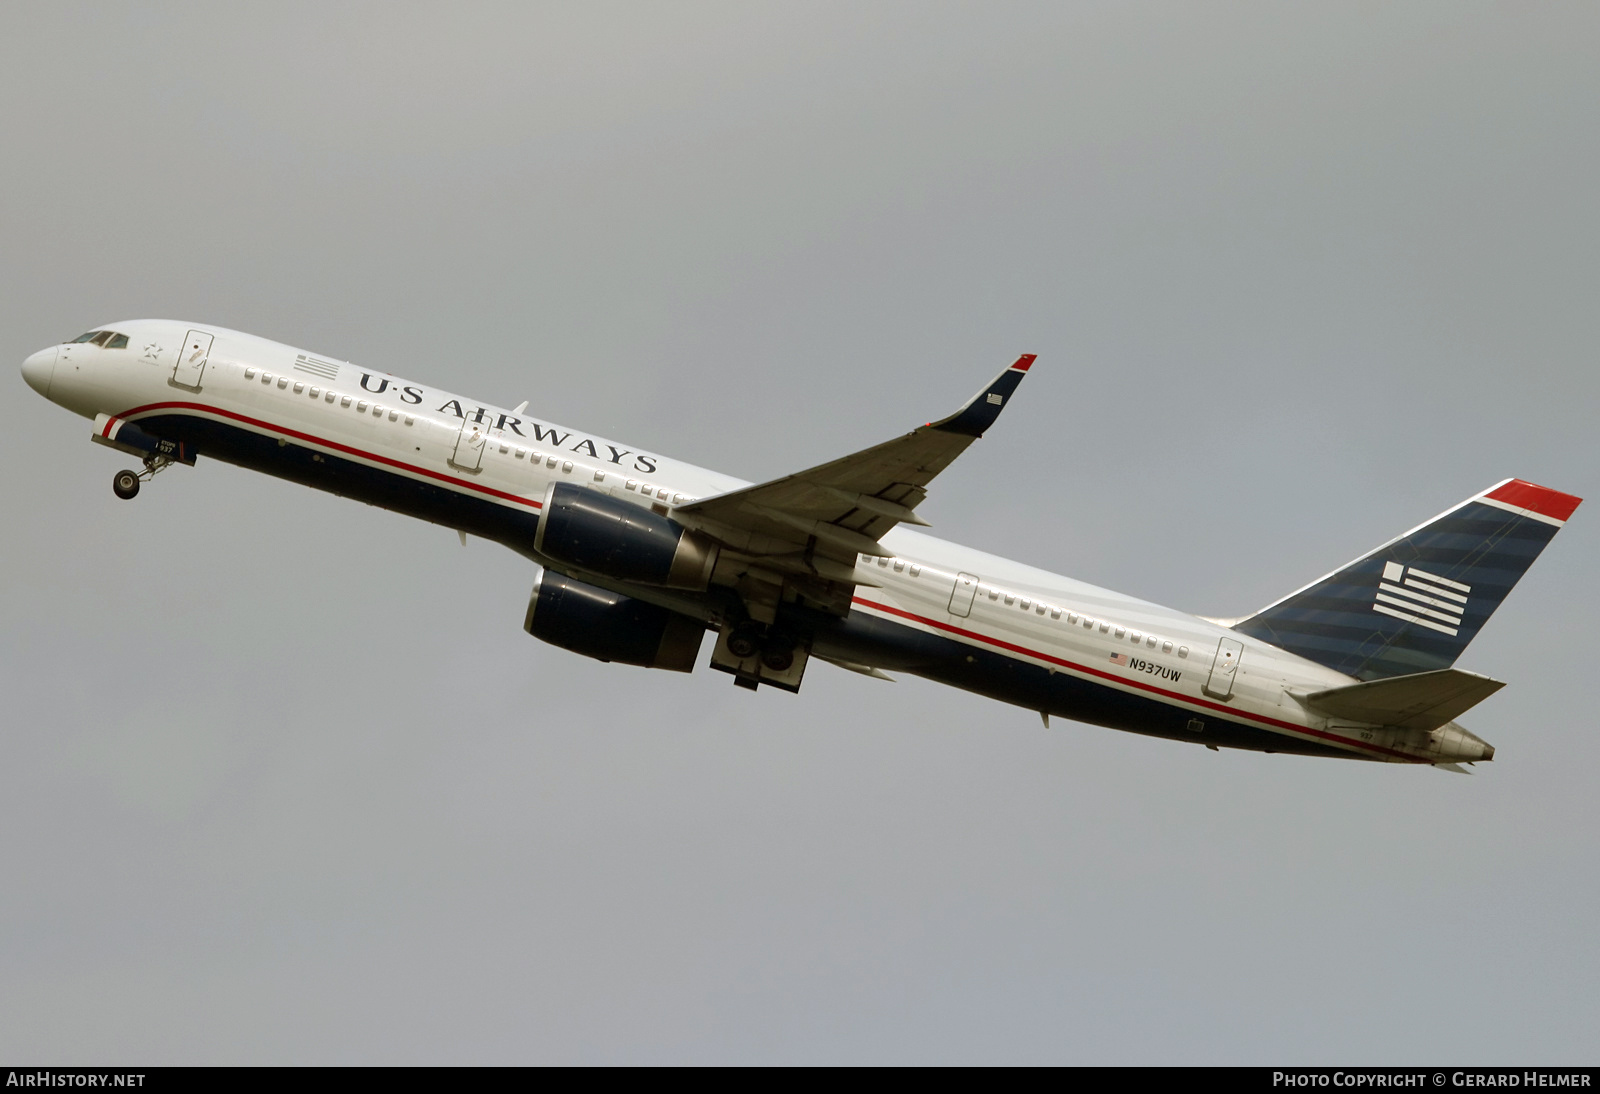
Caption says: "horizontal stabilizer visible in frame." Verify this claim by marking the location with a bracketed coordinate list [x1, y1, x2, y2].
[1303, 668, 1505, 731]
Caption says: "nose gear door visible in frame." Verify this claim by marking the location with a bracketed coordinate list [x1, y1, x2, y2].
[172, 330, 213, 389]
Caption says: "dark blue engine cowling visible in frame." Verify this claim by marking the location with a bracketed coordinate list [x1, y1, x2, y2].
[523, 569, 705, 672]
[534, 483, 718, 590]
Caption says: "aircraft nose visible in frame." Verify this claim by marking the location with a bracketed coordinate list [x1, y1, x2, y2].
[21, 346, 56, 398]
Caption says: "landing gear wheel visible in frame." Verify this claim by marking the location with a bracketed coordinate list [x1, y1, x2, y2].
[760, 631, 796, 672]
[726, 624, 763, 660]
[113, 470, 141, 500]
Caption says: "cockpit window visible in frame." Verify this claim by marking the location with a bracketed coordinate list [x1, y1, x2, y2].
[66, 330, 128, 348]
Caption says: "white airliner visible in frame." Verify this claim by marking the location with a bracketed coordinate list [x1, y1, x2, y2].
[21, 321, 1581, 768]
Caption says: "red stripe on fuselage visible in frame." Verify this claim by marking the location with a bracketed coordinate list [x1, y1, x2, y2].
[114, 400, 544, 510]
[850, 596, 1427, 762]
[1484, 479, 1582, 523]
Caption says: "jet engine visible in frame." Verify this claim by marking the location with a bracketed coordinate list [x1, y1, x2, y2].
[523, 569, 705, 672]
[533, 483, 719, 590]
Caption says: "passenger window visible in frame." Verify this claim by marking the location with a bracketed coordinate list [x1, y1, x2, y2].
[1019, 598, 1030, 609]
[1083, 617, 1094, 628]
[404, 415, 415, 425]
[104, 333, 128, 349]
[341, 396, 351, 407]
[372, 404, 383, 416]
[879, 557, 890, 568]
[498, 441, 509, 453]
[562, 461, 573, 473]
[548, 457, 559, 469]
[515, 447, 525, 458]
[1067, 612, 1078, 624]
[293, 382, 304, 394]
[357, 400, 367, 411]
[389, 410, 399, 421]
[309, 387, 320, 397]
[1050, 608, 1060, 619]
[626, 480, 638, 490]
[1147, 636, 1157, 648]
[1099, 622, 1110, 633]
[672, 492, 682, 502]
[326, 392, 336, 402]
[658, 488, 670, 499]
[1004, 594, 1015, 605]
[1114, 627, 1125, 638]
[244, 368, 256, 379]
[1163, 641, 1173, 653]
[1178, 646, 1189, 658]
[893, 560, 904, 572]
[1130, 631, 1141, 643]
[599, 472, 610, 483]
[1036, 604, 1046, 615]
[278, 377, 289, 389]
[262, 373, 273, 384]
[909, 565, 921, 577]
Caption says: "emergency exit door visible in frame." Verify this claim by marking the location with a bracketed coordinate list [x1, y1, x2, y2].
[948, 572, 979, 618]
[172, 330, 213, 389]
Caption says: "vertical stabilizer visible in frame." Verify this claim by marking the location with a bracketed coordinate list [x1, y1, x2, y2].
[1234, 479, 1580, 680]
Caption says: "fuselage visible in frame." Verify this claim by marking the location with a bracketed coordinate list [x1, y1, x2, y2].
[21, 319, 1496, 765]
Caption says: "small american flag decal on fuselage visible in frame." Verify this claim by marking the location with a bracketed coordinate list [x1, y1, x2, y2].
[1374, 561, 1469, 636]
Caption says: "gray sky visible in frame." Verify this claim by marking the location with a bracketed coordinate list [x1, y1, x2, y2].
[3, 2, 1597, 1064]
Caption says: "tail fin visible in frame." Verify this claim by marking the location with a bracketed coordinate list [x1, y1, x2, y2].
[1234, 479, 1580, 680]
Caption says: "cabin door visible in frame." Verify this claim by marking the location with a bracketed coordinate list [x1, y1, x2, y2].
[172, 330, 213, 389]
[1203, 637, 1244, 699]
[451, 414, 490, 472]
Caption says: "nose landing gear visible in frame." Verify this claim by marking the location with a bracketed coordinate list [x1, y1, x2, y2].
[111, 453, 176, 501]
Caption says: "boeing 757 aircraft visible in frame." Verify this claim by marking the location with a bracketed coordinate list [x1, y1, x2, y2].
[21, 322, 1580, 768]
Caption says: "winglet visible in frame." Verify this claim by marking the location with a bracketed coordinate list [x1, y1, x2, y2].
[930, 354, 1036, 437]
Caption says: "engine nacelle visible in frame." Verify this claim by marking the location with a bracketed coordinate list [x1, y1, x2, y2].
[534, 482, 718, 590]
[523, 570, 705, 672]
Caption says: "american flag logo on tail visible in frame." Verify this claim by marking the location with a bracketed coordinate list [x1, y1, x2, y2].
[1374, 562, 1469, 636]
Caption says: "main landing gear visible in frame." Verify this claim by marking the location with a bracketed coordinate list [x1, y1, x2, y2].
[713, 621, 810, 692]
[724, 622, 798, 673]
[111, 453, 175, 501]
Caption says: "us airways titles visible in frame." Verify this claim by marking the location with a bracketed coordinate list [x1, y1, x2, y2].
[356, 372, 660, 475]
